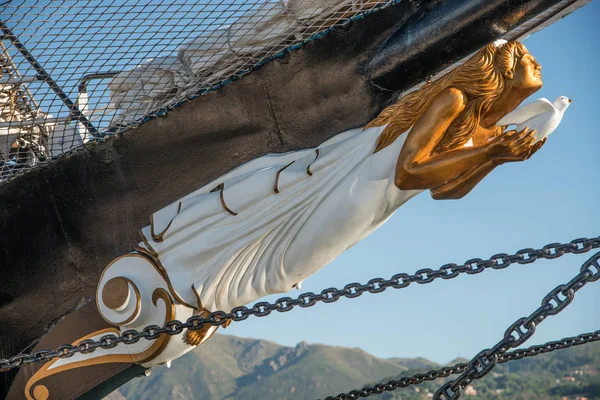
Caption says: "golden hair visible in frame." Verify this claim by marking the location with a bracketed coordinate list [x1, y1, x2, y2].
[367, 41, 529, 154]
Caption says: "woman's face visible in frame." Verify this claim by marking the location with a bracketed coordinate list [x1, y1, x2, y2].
[512, 53, 543, 90]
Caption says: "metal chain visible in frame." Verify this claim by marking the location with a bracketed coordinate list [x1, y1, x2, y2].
[433, 250, 600, 400]
[321, 329, 600, 400]
[0, 237, 598, 373]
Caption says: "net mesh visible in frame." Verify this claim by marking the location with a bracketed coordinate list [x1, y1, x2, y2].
[0, 0, 395, 181]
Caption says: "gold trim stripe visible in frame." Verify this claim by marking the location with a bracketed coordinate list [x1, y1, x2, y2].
[192, 283, 203, 310]
[134, 244, 155, 260]
[26, 290, 177, 400]
[150, 202, 182, 242]
[274, 161, 295, 194]
[211, 183, 238, 216]
[306, 149, 319, 176]
[135, 237, 199, 311]
[140, 288, 176, 364]
[25, 328, 126, 400]
[137, 229, 159, 260]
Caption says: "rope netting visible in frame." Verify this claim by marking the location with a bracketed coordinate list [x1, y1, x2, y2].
[0, 0, 395, 181]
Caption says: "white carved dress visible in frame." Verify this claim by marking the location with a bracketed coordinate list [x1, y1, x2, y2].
[138, 124, 423, 313]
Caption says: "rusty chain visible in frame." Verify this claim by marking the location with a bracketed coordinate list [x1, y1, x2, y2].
[0, 236, 598, 373]
[322, 329, 600, 400]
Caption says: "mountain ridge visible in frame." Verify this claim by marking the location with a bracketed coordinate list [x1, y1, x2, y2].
[108, 334, 600, 399]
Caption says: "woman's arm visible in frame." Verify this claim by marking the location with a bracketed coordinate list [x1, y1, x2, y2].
[430, 135, 546, 200]
[394, 88, 537, 191]
[430, 160, 496, 200]
[394, 88, 489, 190]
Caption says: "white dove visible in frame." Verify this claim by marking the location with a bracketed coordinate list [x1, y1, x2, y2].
[497, 96, 572, 143]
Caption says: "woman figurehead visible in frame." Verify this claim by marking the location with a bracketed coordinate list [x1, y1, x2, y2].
[367, 40, 545, 198]
[368, 40, 541, 154]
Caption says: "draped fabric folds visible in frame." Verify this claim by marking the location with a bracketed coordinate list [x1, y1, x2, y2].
[138, 124, 422, 312]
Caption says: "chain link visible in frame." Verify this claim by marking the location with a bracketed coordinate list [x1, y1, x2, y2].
[321, 329, 600, 400]
[433, 251, 600, 400]
[0, 237, 598, 373]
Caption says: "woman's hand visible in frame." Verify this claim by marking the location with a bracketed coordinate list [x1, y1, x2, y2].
[485, 127, 546, 165]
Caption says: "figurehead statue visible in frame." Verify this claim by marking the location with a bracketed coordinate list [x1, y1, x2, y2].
[370, 40, 544, 199]
[24, 40, 558, 397]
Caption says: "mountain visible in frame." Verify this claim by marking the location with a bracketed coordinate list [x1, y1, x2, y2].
[107, 335, 600, 400]
[387, 357, 440, 371]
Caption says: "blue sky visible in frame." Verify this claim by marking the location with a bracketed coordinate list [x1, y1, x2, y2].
[221, 1, 600, 364]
